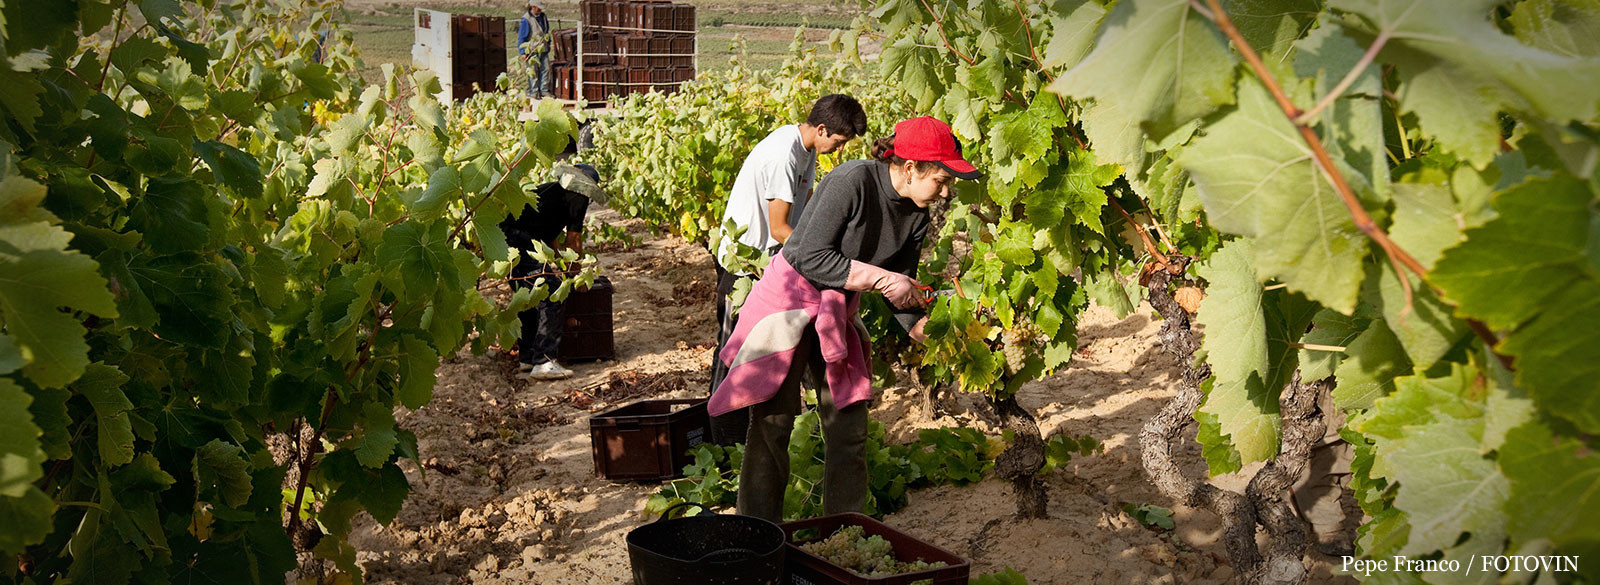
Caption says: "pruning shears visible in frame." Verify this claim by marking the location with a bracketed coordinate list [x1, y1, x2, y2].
[914, 283, 960, 304]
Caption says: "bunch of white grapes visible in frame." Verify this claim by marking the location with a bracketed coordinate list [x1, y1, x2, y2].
[798, 525, 948, 582]
[1000, 320, 1045, 374]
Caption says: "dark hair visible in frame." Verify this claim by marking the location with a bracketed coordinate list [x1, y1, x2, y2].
[871, 135, 941, 174]
[806, 94, 867, 139]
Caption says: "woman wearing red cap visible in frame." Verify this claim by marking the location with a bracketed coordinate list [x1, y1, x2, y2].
[708, 117, 982, 522]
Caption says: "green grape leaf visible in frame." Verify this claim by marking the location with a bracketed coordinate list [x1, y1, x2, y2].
[1432, 175, 1600, 432]
[377, 221, 451, 299]
[0, 486, 53, 554]
[251, 245, 288, 309]
[66, 530, 138, 585]
[134, 0, 182, 27]
[988, 109, 1053, 165]
[397, 335, 437, 410]
[1181, 79, 1371, 314]
[1049, 0, 1236, 172]
[1432, 175, 1591, 330]
[1042, 0, 1107, 70]
[355, 402, 399, 468]
[411, 165, 460, 221]
[1298, 309, 1364, 382]
[287, 59, 339, 100]
[1387, 183, 1462, 271]
[1355, 365, 1482, 450]
[1332, 321, 1411, 410]
[1194, 393, 1244, 476]
[0, 68, 45, 133]
[129, 253, 236, 350]
[0, 377, 44, 498]
[878, 35, 943, 111]
[1500, 282, 1600, 434]
[1499, 421, 1600, 561]
[1226, 0, 1320, 56]
[1194, 240, 1279, 464]
[1331, 0, 1600, 167]
[193, 439, 252, 508]
[27, 386, 70, 461]
[525, 101, 576, 163]
[1294, 21, 1391, 203]
[0, 334, 22, 375]
[1368, 267, 1470, 372]
[362, 462, 410, 526]
[128, 178, 216, 254]
[0, 185, 119, 388]
[1082, 270, 1135, 320]
[994, 231, 1035, 266]
[1509, 0, 1600, 58]
[196, 341, 255, 409]
[1384, 415, 1509, 559]
[74, 364, 134, 466]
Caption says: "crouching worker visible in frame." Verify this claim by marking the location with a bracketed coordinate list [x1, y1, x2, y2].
[709, 117, 982, 522]
[501, 163, 606, 380]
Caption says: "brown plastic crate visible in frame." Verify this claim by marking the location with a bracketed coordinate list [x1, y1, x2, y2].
[638, 3, 674, 30]
[782, 513, 970, 585]
[553, 28, 577, 63]
[581, 0, 607, 26]
[589, 399, 709, 481]
[577, 32, 616, 65]
[672, 4, 696, 31]
[609, 1, 629, 27]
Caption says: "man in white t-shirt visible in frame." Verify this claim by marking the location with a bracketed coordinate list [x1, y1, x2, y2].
[709, 94, 866, 445]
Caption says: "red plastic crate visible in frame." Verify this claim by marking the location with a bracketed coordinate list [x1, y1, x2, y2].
[589, 399, 709, 481]
[782, 513, 970, 585]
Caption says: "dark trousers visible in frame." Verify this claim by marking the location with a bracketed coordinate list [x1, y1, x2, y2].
[512, 257, 565, 365]
[710, 263, 753, 445]
[736, 326, 869, 523]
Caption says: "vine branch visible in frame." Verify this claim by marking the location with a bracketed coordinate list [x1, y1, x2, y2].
[1197, 0, 1511, 369]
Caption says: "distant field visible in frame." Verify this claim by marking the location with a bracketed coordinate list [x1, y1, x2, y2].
[341, 0, 863, 84]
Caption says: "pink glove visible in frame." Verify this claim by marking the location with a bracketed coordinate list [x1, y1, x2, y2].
[845, 260, 923, 309]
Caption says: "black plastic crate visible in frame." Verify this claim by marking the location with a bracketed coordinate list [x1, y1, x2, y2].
[590, 399, 709, 481]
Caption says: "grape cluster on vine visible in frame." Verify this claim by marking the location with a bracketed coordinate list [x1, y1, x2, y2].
[1000, 320, 1046, 374]
[797, 525, 947, 582]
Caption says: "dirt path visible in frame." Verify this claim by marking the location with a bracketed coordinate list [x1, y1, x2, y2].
[344, 208, 1357, 584]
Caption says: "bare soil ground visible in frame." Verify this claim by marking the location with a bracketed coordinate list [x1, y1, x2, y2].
[339, 208, 1358, 584]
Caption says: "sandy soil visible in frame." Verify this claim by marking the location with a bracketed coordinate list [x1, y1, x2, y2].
[339, 208, 1358, 585]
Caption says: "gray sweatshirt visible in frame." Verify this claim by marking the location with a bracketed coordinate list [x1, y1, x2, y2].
[781, 159, 929, 331]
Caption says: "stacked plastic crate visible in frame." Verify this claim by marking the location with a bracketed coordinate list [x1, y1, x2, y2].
[550, 0, 696, 102]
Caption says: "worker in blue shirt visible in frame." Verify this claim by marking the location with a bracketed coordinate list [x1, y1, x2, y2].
[517, 2, 553, 100]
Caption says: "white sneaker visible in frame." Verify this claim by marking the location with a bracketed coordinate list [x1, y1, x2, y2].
[516, 362, 535, 374]
[525, 361, 573, 380]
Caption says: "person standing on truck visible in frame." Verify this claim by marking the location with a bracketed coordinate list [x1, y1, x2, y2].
[517, 2, 553, 100]
[707, 94, 867, 445]
[710, 117, 982, 522]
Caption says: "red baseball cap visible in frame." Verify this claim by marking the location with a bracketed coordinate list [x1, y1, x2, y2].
[886, 116, 981, 180]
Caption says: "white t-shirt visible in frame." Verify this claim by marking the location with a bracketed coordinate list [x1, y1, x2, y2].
[715, 125, 817, 273]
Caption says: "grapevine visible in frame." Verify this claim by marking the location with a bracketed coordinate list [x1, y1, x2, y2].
[0, 1, 589, 582]
[593, 0, 1600, 583]
[849, 0, 1600, 583]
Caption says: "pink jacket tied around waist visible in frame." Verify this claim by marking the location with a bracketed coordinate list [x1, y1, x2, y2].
[708, 254, 872, 416]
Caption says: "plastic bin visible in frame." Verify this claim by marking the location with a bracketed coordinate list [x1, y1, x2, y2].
[590, 398, 709, 481]
[781, 513, 970, 585]
[628, 503, 786, 585]
[559, 274, 615, 361]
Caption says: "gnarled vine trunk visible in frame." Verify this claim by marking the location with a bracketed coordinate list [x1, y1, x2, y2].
[1140, 262, 1331, 585]
[989, 394, 1048, 519]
